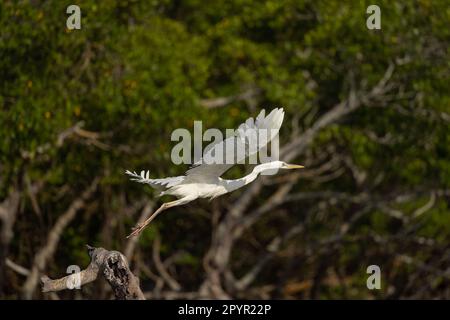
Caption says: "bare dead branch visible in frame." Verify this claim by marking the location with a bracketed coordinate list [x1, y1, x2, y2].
[413, 192, 436, 218]
[199, 88, 261, 109]
[0, 189, 20, 294]
[124, 200, 154, 259]
[21, 178, 99, 299]
[41, 245, 145, 300]
[0, 190, 20, 247]
[6, 258, 30, 277]
[20, 121, 110, 159]
[152, 234, 181, 291]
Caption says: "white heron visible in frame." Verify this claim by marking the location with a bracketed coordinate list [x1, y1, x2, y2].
[125, 108, 304, 237]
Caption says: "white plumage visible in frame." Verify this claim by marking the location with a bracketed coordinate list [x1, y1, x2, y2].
[125, 108, 304, 237]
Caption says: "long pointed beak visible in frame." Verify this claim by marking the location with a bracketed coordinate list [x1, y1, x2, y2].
[286, 164, 305, 169]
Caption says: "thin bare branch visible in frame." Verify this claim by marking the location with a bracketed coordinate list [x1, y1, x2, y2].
[22, 178, 99, 299]
[199, 88, 261, 109]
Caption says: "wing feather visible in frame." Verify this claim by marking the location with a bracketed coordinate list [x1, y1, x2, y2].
[125, 170, 184, 189]
[185, 108, 285, 181]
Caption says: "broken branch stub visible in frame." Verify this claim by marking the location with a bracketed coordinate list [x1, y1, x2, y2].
[41, 245, 145, 300]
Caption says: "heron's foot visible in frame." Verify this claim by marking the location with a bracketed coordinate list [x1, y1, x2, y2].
[126, 222, 146, 238]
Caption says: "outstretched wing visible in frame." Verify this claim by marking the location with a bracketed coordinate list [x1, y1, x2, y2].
[185, 108, 285, 182]
[125, 170, 184, 189]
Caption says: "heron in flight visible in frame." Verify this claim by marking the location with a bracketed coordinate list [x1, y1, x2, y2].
[125, 108, 304, 237]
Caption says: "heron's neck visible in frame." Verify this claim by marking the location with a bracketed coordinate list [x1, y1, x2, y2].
[220, 164, 267, 193]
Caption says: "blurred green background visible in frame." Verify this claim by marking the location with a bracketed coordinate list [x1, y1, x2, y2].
[0, 0, 449, 299]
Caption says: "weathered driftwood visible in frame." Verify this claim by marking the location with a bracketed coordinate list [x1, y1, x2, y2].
[41, 245, 145, 300]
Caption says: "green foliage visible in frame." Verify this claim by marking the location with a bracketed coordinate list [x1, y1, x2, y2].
[0, 0, 449, 299]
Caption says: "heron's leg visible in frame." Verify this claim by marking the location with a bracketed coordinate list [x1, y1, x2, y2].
[127, 199, 183, 238]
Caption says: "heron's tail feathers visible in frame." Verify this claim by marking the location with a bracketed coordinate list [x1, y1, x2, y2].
[125, 170, 184, 189]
